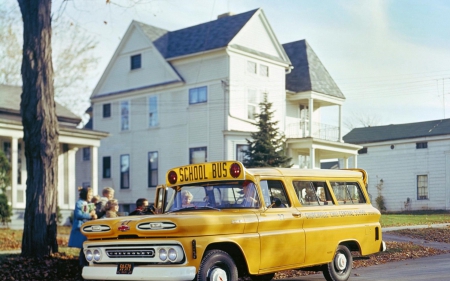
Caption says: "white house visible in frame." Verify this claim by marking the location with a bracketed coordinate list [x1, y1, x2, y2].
[344, 119, 450, 211]
[90, 8, 361, 212]
[0, 84, 108, 227]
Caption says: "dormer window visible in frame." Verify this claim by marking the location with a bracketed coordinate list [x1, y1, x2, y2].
[131, 54, 141, 70]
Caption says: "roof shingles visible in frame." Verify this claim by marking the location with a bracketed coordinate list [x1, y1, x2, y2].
[343, 119, 450, 144]
[283, 40, 345, 99]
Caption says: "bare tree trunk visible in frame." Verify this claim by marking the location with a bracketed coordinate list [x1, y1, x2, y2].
[18, 0, 59, 258]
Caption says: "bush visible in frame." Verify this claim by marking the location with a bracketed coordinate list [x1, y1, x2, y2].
[0, 150, 11, 225]
[376, 195, 387, 212]
[0, 191, 12, 225]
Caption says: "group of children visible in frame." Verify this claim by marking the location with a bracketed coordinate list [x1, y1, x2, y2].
[91, 187, 119, 218]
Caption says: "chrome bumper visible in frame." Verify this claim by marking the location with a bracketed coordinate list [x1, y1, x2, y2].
[82, 264, 196, 281]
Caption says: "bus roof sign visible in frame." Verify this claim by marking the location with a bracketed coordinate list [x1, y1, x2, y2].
[165, 161, 245, 186]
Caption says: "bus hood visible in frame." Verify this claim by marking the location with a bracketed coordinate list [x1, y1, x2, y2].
[81, 211, 258, 239]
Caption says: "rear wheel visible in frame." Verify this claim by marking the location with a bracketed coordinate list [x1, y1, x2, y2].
[322, 245, 352, 281]
[250, 273, 275, 281]
[197, 249, 238, 281]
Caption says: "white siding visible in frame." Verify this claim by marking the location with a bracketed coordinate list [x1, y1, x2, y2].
[233, 13, 281, 58]
[228, 52, 286, 132]
[356, 138, 450, 211]
[97, 27, 179, 96]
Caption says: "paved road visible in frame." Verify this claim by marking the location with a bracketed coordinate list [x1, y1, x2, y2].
[278, 224, 450, 281]
[277, 253, 450, 281]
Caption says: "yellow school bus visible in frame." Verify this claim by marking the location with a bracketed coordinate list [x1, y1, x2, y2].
[81, 161, 385, 281]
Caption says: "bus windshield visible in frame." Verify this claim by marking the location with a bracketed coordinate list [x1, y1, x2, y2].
[164, 180, 260, 212]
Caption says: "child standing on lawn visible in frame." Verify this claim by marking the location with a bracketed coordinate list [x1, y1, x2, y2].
[68, 186, 97, 267]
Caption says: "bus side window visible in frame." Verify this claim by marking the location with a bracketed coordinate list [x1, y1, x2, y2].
[264, 180, 290, 207]
[331, 182, 366, 204]
[293, 181, 334, 206]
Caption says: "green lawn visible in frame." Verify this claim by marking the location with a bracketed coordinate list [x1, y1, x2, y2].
[380, 211, 450, 227]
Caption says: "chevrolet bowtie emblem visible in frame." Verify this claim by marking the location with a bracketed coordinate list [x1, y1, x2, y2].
[118, 220, 132, 232]
[118, 225, 130, 232]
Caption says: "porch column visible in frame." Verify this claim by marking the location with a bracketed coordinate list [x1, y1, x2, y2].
[308, 98, 313, 137]
[343, 157, 349, 169]
[67, 147, 78, 207]
[11, 137, 18, 208]
[353, 154, 358, 168]
[338, 105, 343, 142]
[91, 146, 98, 195]
[309, 147, 315, 169]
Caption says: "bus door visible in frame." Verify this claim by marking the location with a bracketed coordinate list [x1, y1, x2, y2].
[257, 179, 305, 270]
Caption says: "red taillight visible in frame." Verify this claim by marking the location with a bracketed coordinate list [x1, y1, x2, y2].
[230, 163, 241, 178]
[168, 171, 177, 184]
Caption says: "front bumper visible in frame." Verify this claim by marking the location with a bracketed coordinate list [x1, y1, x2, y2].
[82, 265, 196, 281]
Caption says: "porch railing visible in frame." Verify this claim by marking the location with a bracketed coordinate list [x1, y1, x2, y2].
[285, 121, 340, 142]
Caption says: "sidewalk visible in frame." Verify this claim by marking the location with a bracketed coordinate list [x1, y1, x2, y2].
[383, 223, 450, 251]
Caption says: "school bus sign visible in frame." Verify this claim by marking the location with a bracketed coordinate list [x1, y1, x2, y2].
[81, 161, 385, 281]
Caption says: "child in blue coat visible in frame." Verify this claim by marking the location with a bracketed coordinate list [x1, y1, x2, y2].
[68, 186, 97, 266]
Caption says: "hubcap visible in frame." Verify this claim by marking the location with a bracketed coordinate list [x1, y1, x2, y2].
[209, 267, 228, 281]
[335, 252, 347, 271]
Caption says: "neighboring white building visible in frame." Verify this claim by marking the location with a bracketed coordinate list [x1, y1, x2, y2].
[0, 84, 108, 227]
[90, 9, 361, 212]
[344, 119, 450, 212]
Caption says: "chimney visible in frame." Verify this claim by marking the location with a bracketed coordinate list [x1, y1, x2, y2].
[217, 12, 234, 19]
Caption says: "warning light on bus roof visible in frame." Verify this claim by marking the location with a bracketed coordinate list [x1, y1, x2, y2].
[168, 171, 177, 184]
[230, 163, 241, 178]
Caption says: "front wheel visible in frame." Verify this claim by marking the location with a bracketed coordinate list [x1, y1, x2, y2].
[197, 249, 238, 281]
[322, 245, 352, 281]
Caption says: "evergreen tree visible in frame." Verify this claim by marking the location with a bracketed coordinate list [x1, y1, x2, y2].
[0, 150, 12, 225]
[243, 95, 292, 168]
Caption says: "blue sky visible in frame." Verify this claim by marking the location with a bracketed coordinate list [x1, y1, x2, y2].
[9, 0, 450, 129]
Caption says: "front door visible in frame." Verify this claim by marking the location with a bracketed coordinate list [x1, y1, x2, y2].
[257, 179, 305, 270]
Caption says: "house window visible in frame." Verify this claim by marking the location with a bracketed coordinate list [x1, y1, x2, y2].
[190, 147, 207, 164]
[236, 144, 249, 163]
[148, 96, 158, 127]
[121, 101, 130, 131]
[131, 54, 141, 70]
[247, 61, 256, 74]
[260, 64, 269, 77]
[148, 151, 158, 187]
[358, 147, 368, 154]
[103, 103, 111, 118]
[102, 156, 111, 178]
[417, 175, 428, 200]
[416, 142, 428, 149]
[83, 147, 90, 161]
[247, 89, 258, 120]
[189, 86, 207, 104]
[120, 154, 130, 189]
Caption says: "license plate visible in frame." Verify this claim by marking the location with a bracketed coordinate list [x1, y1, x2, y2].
[116, 263, 134, 274]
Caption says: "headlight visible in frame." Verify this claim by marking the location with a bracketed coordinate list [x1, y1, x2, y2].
[85, 250, 93, 262]
[159, 248, 167, 261]
[93, 249, 101, 261]
[168, 248, 177, 261]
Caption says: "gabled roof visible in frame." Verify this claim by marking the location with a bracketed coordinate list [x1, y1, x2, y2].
[0, 84, 82, 125]
[283, 40, 345, 99]
[343, 119, 450, 144]
[140, 9, 259, 59]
